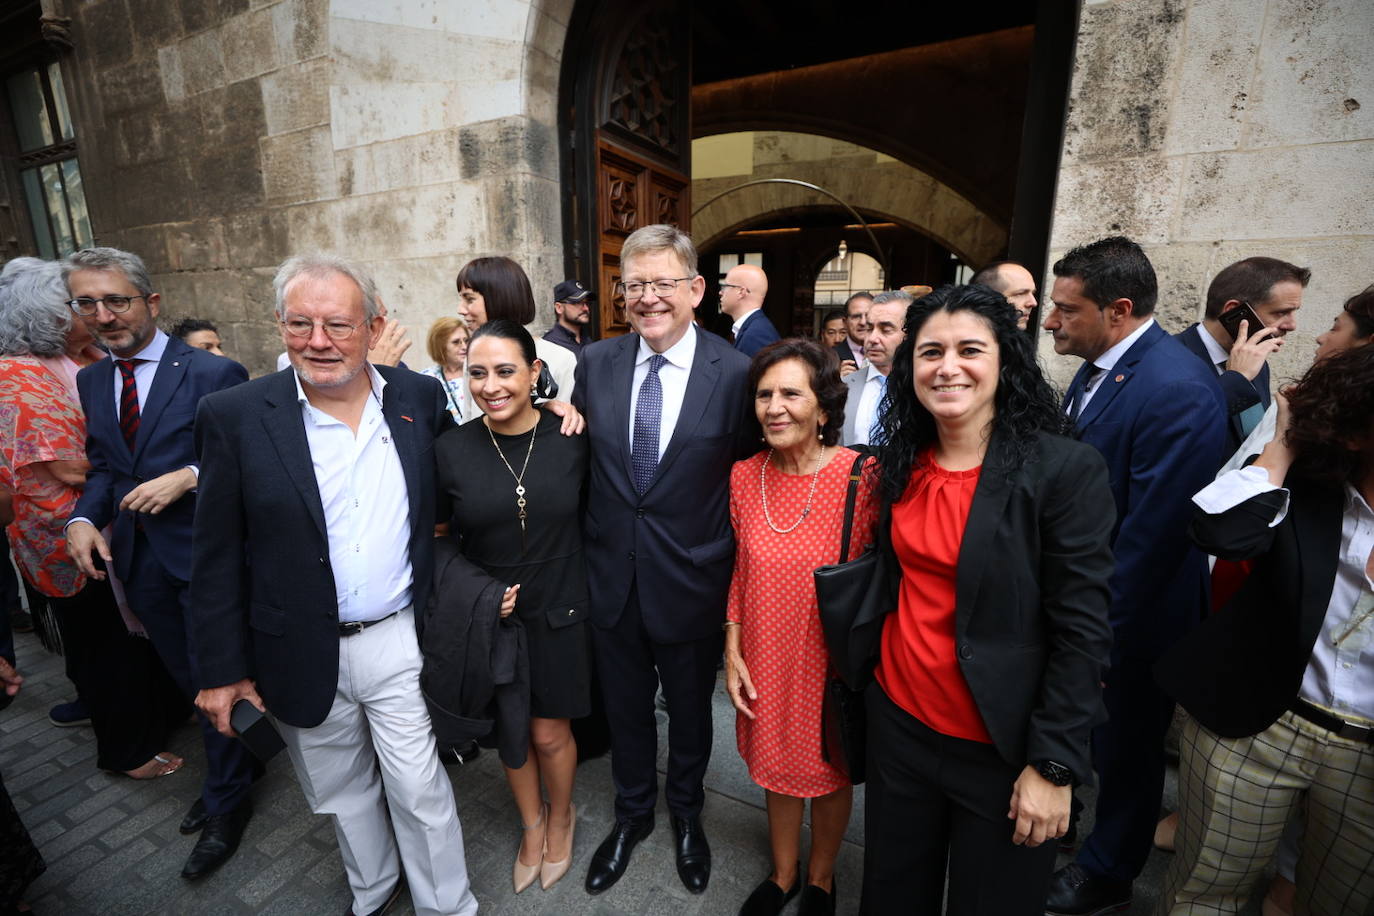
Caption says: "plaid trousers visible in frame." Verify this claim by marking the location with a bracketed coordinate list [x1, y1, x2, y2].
[1157, 709, 1374, 916]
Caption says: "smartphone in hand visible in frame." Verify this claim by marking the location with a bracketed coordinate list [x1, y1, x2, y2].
[1217, 302, 1268, 341]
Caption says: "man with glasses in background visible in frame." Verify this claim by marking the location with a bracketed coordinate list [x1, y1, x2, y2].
[574, 224, 757, 897]
[718, 263, 780, 357]
[62, 247, 255, 880]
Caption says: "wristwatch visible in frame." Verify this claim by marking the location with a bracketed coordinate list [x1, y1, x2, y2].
[1033, 760, 1075, 787]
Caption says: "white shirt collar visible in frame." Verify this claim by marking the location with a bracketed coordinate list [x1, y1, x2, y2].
[1196, 323, 1230, 367]
[730, 308, 761, 337]
[293, 361, 387, 409]
[1092, 317, 1156, 373]
[636, 323, 697, 370]
[122, 328, 169, 363]
[865, 363, 887, 385]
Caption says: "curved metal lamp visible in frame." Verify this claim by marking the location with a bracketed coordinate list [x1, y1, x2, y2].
[692, 177, 889, 279]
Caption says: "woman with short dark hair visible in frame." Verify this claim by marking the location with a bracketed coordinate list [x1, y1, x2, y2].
[724, 338, 873, 916]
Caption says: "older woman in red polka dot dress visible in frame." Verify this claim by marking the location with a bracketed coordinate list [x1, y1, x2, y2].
[724, 338, 878, 916]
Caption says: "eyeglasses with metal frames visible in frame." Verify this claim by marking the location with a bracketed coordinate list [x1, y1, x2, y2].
[615, 277, 695, 300]
[279, 316, 365, 340]
[67, 295, 147, 316]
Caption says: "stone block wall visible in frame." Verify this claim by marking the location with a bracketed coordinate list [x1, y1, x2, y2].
[1040, 0, 1374, 388]
[56, 0, 571, 375]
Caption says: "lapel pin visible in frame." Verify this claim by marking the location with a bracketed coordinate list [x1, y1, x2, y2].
[400, 415, 414, 422]
[173, 361, 180, 367]
[1114, 374, 1125, 383]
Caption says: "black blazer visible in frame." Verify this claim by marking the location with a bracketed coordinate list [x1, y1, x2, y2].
[1155, 479, 1339, 739]
[936, 430, 1116, 785]
[188, 366, 454, 728]
[573, 326, 758, 643]
[1175, 323, 1271, 458]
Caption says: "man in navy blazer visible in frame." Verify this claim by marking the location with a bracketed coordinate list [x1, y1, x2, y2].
[189, 255, 476, 916]
[1174, 256, 1308, 460]
[62, 247, 254, 879]
[720, 263, 781, 357]
[574, 225, 757, 896]
[1040, 237, 1227, 915]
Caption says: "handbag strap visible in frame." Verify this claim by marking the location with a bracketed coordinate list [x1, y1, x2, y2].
[838, 453, 868, 564]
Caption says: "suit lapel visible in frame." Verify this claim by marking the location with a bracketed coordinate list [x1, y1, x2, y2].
[649, 328, 721, 493]
[88, 357, 131, 472]
[1293, 484, 1343, 651]
[611, 334, 638, 488]
[260, 373, 328, 540]
[379, 371, 422, 539]
[133, 341, 191, 463]
[954, 431, 1015, 630]
[1075, 324, 1163, 429]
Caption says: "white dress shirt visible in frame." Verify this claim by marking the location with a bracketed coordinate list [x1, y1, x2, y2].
[1194, 466, 1374, 723]
[109, 328, 169, 414]
[1195, 323, 1229, 371]
[295, 364, 413, 622]
[852, 365, 888, 446]
[1070, 318, 1157, 414]
[629, 324, 697, 462]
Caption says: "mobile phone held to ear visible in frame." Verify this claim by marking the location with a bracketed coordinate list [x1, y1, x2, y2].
[1218, 302, 1268, 341]
[231, 698, 285, 761]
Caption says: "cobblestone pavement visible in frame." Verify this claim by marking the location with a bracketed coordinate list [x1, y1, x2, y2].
[3, 627, 1215, 915]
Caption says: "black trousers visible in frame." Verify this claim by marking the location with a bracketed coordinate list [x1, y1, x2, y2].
[862, 683, 1057, 916]
[124, 531, 261, 815]
[592, 589, 723, 822]
[47, 577, 186, 772]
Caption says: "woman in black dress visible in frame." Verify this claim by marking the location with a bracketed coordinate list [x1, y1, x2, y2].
[434, 319, 591, 894]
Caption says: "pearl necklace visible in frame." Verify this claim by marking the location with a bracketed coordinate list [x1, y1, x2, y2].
[760, 446, 826, 534]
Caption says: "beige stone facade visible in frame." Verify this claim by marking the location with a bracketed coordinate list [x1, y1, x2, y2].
[1041, 0, 1374, 387]
[56, 0, 572, 375]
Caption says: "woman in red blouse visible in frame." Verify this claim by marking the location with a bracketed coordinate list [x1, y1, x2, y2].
[862, 284, 1115, 915]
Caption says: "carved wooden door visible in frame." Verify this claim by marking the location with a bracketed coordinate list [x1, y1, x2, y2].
[593, 136, 689, 336]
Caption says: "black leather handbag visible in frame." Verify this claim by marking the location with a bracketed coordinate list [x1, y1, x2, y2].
[815, 453, 893, 785]
[815, 455, 896, 691]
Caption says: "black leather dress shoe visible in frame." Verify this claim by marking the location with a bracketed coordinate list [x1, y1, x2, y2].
[181, 799, 253, 880]
[798, 877, 837, 916]
[1044, 863, 1132, 916]
[739, 869, 799, 916]
[179, 798, 208, 835]
[584, 817, 654, 894]
[671, 814, 710, 894]
[345, 880, 403, 916]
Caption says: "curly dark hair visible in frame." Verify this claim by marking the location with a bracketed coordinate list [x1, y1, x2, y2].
[1342, 283, 1374, 339]
[1284, 342, 1374, 484]
[455, 256, 537, 325]
[746, 338, 847, 447]
[876, 284, 1071, 502]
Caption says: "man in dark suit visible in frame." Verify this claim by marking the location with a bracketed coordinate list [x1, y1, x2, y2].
[62, 247, 254, 879]
[574, 224, 756, 896]
[1040, 237, 1227, 915]
[833, 291, 872, 374]
[720, 263, 780, 357]
[190, 254, 476, 916]
[1174, 256, 1308, 460]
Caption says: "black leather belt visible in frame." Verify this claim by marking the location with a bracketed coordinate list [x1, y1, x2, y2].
[338, 611, 398, 637]
[1290, 698, 1374, 744]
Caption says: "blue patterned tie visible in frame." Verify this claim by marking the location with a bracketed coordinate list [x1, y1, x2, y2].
[868, 374, 888, 444]
[632, 355, 667, 493]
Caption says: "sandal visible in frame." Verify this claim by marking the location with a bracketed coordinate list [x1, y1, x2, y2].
[121, 752, 184, 780]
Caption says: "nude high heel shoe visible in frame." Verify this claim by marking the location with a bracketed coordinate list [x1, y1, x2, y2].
[540, 803, 576, 890]
[513, 803, 547, 893]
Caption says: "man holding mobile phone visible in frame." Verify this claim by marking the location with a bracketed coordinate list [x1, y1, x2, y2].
[1175, 256, 1310, 458]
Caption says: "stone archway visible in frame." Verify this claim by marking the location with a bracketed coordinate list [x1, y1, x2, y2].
[692, 131, 1006, 267]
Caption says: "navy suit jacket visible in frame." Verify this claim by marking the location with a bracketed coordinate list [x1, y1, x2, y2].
[188, 366, 454, 728]
[1175, 323, 1271, 459]
[72, 336, 248, 582]
[573, 326, 758, 643]
[1064, 322, 1227, 660]
[733, 309, 781, 357]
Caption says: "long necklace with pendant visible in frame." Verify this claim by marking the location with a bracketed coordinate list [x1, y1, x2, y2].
[487, 418, 537, 548]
